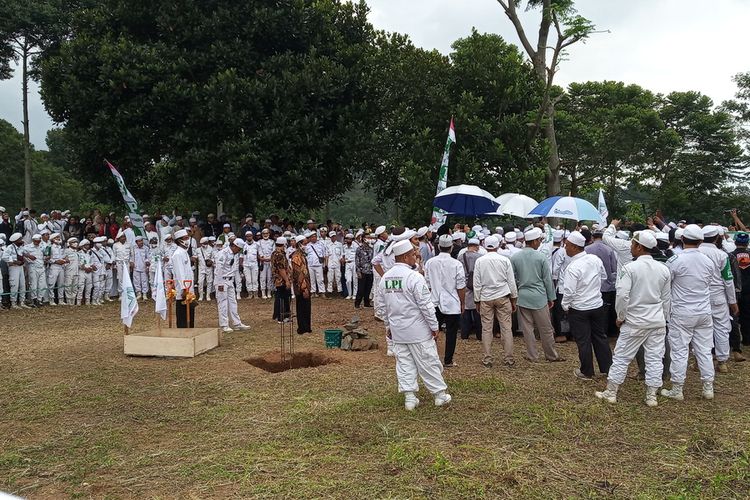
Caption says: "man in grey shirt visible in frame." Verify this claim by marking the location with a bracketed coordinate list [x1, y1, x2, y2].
[584, 229, 619, 337]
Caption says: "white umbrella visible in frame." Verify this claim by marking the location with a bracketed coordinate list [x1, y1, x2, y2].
[484, 192, 522, 216]
[500, 194, 539, 218]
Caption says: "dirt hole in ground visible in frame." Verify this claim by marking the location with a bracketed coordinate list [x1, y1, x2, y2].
[245, 351, 339, 373]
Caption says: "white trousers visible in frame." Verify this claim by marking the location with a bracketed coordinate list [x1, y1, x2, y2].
[77, 272, 93, 304]
[393, 340, 447, 394]
[345, 262, 357, 298]
[326, 263, 341, 292]
[64, 266, 79, 305]
[372, 273, 380, 301]
[8, 266, 26, 305]
[216, 282, 241, 328]
[92, 271, 105, 303]
[710, 300, 731, 362]
[310, 266, 325, 293]
[198, 268, 214, 299]
[105, 268, 114, 298]
[373, 274, 383, 319]
[243, 265, 258, 294]
[133, 269, 149, 294]
[608, 325, 665, 388]
[234, 267, 242, 298]
[28, 265, 46, 301]
[48, 265, 65, 303]
[259, 264, 272, 292]
[668, 313, 714, 384]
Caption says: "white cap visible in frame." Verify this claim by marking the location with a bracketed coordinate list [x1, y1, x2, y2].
[107, 238, 114, 245]
[223, 223, 231, 228]
[615, 231, 629, 240]
[356, 229, 364, 237]
[31, 234, 42, 240]
[471, 225, 483, 233]
[567, 231, 586, 248]
[392, 240, 413, 256]
[329, 231, 337, 237]
[485, 235, 500, 249]
[93, 236, 106, 243]
[200, 237, 209, 244]
[655, 232, 669, 242]
[245, 231, 253, 237]
[306, 219, 314, 224]
[504, 232, 517, 243]
[0, 206, 5, 212]
[67, 237, 78, 243]
[208, 236, 216, 241]
[633, 231, 657, 249]
[9, 233, 22, 242]
[468, 238, 480, 246]
[393, 229, 416, 242]
[295, 235, 307, 244]
[374, 225, 386, 236]
[21, 210, 29, 216]
[232, 239, 246, 249]
[345, 233, 354, 239]
[702, 225, 719, 238]
[417, 226, 429, 238]
[189, 217, 196, 223]
[438, 234, 454, 247]
[675, 228, 684, 240]
[524, 227, 543, 242]
[134, 235, 144, 242]
[173, 229, 188, 239]
[80, 238, 91, 246]
[175, 215, 183, 221]
[683, 224, 704, 241]
[276, 237, 287, 246]
[40, 228, 50, 235]
[51, 233, 61, 240]
[552, 229, 564, 242]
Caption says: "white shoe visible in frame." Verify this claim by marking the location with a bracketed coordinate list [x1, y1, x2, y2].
[404, 393, 420, 411]
[236, 295, 241, 301]
[207, 297, 212, 302]
[702, 381, 714, 400]
[49, 302, 57, 306]
[660, 385, 684, 401]
[221, 327, 234, 334]
[20, 303, 31, 309]
[434, 392, 452, 407]
[386, 348, 395, 357]
[232, 324, 250, 331]
[594, 383, 618, 404]
[645, 386, 658, 407]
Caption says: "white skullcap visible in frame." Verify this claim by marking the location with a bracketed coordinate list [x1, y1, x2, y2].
[245, 231, 254, 236]
[504, 232, 517, 243]
[134, 235, 144, 241]
[275, 237, 287, 246]
[496, 227, 504, 236]
[80, 238, 91, 246]
[417, 226, 429, 238]
[175, 215, 183, 221]
[524, 227, 543, 242]
[355, 229, 364, 237]
[189, 217, 196, 223]
[200, 237, 208, 244]
[31, 233, 42, 240]
[329, 231, 337, 237]
[208, 236, 216, 241]
[40, 228, 50, 235]
[567, 231, 586, 248]
[552, 229, 564, 242]
[0, 206, 5, 212]
[345, 233, 354, 239]
[107, 238, 114, 244]
[471, 225, 483, 233]
[580, 225, 589, 231]
[485, 235, 500, 249]
[438, 234, 454, 247]
[223, 223, 230, 228]
[306, 219, 315, 224]
[515, 230, 524, 240]
[702, 225, 719, 238]
[67, 237, 78, 243]
[93, 236, 106, 243]
[9, 233, 21, 242]
[392, 240, 413, 256]
[21, 210, 29, 216]
[478, 232, 487, 240]
[51, 233, 61, 240]
[683, 224, 704, 241]
[468, 238, 480, 246]
[633, 231, 657, 249]
[232, 239, 246, 249]
[675, 228, 684, 239]
[393, 229, 417, 242]
[164, 233, 173, 240]
[173, 229, 188, 239]
[228, 232, 236, 239]
[283, 231, 292, 237]
[374, 225, 386, 236]
[655, 232, 669, 242]
[295, 235, 307, 244]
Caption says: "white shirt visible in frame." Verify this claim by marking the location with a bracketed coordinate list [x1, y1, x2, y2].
[615, 255, 671, 329]
[376, 262, 439, 344]
[473, 251, 517, 303]
[257, 238, 274, 261]
[424, 252, 466, 315]
[307, 240, 326, 268]
[23, 243, 44, 269]
[132, 245, 150, 271]
[171, 245, 192, 299]
[698, 243, 737, 305]
[214, 247, 237, 286]
[666, 248, 713, 317]
[602, 224, 632, 275]
[113, 241, 131, 264]
[343, 242, 358, 263]
[561, 252, 606, 311]
[242, 241, 258, 268]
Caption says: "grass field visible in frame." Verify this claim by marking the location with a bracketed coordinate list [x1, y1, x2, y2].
[2, 297, 750, 499]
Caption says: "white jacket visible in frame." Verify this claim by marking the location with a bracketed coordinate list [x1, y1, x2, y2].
[603, 224, 632, 275]
[615, 255, 671, 329]
[698, 243, 736, 306]
[424, 252, 466, 315]
[376, 262, 438, 344]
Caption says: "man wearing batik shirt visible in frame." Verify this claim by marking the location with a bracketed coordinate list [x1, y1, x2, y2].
[272, 237, 292, 322]
[291, 235, 312, 334]
[355, 234, 375, 308]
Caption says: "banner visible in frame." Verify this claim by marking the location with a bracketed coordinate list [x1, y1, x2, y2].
[120, 263, 139, 327]
[430, 118, 456, 230]
[153, 256, 167, 320]
[105, 159, 146, 237]
[598, 188, 609, 225]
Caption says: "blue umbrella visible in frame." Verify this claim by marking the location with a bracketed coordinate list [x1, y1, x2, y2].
[433, 184, 499, 217]
[528, 196, 601, 221]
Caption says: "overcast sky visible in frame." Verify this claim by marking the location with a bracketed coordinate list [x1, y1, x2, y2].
[1, 0, 747, 149]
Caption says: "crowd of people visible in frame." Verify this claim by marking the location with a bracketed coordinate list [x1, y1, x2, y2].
[3, 205, 750, 411]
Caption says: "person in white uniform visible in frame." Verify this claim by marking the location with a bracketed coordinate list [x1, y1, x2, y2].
[63, 237, 80, 305]
[372, 225, 389, 306]
[326, 231, 344, 296]
[306, 232, 327, 297]
[241, 231, 259, 298]
[661, 224, 716, 401]
[47, 233, 66, 305]
[602, 220, 633, 275]
[594, 231, 671, 406]
[76, 239, 95, 305]
[131, 236, 151, 300]
[698, 225, 738, 374]
[3, 233, 29, 308]
[172, 229, 196, 327]
[376, 239, 452, 411]
[113, 231, 132, 294]
[196, 237, 214, 301]
[342, 233, 358, 299]
[214, 238, 250, 333]
[257, 228, 274, 299]
[90, 236, 107, 305]
[24, 234, 46, 307]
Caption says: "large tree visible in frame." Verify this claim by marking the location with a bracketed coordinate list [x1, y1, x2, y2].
[495, 0, 595, 196]
[39, 0, 376, 214]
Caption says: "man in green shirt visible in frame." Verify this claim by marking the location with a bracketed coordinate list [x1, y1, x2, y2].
[510, 227, 565, 362]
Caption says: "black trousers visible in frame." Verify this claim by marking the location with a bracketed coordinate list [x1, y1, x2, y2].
[175, 300, 197, 328]
[737, 293, 750, 346]
[296, 295, 312, 334]
[636, 331, 671, 379]
[551, 292, 565, 337]
[601, 291, 619, 337]
[273, 285, 291, 321]
[436, 307, 460, 365]
[568, 306, 612, 377]
[355, 273, 373, 307]
[461, 309, 482, 340]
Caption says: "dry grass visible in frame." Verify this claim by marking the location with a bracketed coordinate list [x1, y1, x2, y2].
[1, 298, 750, 499]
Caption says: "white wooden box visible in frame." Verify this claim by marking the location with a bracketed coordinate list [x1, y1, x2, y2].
[124, 328, 221, 358]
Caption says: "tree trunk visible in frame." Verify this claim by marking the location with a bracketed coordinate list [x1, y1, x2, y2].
[544, 102, 560, 196]
[22, 42, 32, 208]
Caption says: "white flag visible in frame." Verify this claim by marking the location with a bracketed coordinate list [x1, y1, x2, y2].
[598, 189, 609, 225]
[120, 265, 139, 328]
[153, 256, 167, 320]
